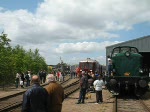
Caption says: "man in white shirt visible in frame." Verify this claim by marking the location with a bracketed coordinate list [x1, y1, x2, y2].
[107, 56, 112, 76]
[93, 75, 104, 104]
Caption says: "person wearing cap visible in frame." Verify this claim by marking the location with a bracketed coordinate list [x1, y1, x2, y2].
[76, 71, 88, 104]
[22, 75, 48, 112]
[45, 74, 64, 112]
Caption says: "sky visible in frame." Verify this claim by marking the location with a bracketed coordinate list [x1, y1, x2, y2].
[0, 0, 150, 65]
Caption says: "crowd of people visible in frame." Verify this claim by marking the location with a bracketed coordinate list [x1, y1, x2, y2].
[76, 71, 105, 104]
[14, 69, 65, 112]
[15, 71, 32, 88]
[55, 70, 65, 82]
[17, 69, 105, 112]
[15, 70, 67, 89]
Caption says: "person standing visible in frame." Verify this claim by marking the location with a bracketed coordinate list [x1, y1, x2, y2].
[25, 72, 29, 87]
[88, 72, 95, 92]
[76, 71, 88, 104]
[70, 71, 74, 79]
[45, 74, 64, 112]
[20, 76, 24, 88]
[20, 72, 25, 85]
[107, 56, 112, 76]
[61, 72, 65, 81]
[93, 75, 105, 104]
[42, 70, 47, 83]
[22, 75, 48, 112]
[39, 70, 43, 83]
[58, 71, 62, 82]
[15, 73, 20, 88]
[95, 71, 99, 80]
[57, 71, 61, 81]
[28, 71, 31, 86]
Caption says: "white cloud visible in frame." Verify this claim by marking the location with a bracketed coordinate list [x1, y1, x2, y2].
[55, 41, 119, 54]
[37, 0, 150, 30]
[0, 0, 150, 65]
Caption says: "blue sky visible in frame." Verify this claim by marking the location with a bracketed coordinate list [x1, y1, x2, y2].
[0, 0, 150, 65]
[115, 22, 150, 41]
[0, 0, 43, 12]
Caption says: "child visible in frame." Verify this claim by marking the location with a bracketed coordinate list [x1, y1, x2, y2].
[20, 80, 24, 88]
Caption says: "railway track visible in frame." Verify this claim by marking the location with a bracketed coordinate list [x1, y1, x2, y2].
[0, 76, 70, 101]
[0, 77, 79, 112]
[113, 93, 150, 112]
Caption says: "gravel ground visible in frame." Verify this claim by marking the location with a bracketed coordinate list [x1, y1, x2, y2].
[62, 89, 114, 112]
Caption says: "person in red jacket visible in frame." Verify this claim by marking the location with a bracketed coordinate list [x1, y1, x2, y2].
[57, 71, 60, 81]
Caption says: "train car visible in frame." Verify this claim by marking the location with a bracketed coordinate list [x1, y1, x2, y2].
[76, 58, 102, 77]
[106, 46, 149, 96]
[76, 58, 103, 92]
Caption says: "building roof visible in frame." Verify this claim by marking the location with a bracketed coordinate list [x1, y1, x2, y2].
[106, 35, 150, 53]
[79, 58, 97, 63]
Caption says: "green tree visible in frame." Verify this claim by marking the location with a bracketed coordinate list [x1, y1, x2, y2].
[0, 33, 13, 89]
[27, 48, 47, 74]
[11, 45, 26, 73]
[0, 33, 47, 89]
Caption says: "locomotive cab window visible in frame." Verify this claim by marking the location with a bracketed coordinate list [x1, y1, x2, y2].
[111, 46, 139, 57]
[120, 47, 130, 53]
[130, 48, 138, 53]
[112, 48, 120, 57]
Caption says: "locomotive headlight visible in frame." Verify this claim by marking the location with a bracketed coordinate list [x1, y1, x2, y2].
[125, 51, 130, 57]
[139, 69, 143, 73]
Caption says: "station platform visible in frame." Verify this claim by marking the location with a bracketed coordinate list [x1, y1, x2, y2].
[0, 87, 27, 100]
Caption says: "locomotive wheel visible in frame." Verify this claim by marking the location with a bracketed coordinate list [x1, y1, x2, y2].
[135, 87, 147, 96]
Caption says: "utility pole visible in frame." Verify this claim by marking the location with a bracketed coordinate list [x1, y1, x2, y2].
[60, 57, 63, 72]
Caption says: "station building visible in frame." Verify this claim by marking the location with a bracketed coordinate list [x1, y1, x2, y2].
[106, 35, 150, 74]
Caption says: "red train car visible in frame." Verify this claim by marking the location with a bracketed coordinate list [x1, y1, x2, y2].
[76, 58, 102, 77]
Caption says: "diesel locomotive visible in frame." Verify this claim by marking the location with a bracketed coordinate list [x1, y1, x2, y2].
[106, 46, 149, 96]
[76, 58, 104, 92]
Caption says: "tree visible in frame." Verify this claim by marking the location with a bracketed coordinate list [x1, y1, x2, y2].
[0, 33, 47, 89]
[0, 33, 13, 89]
[28, 48, 47, 74]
